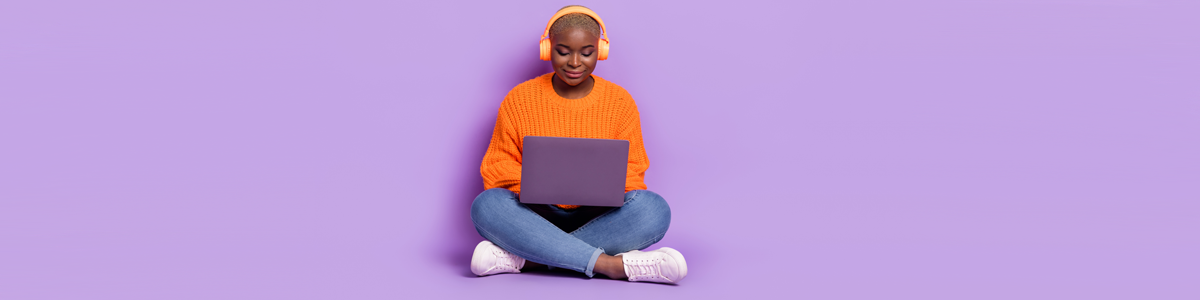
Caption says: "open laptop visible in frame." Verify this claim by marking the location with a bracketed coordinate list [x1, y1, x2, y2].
[520, 136, 629, 207]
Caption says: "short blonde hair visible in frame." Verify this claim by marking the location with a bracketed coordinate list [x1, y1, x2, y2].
[549, 6, 601, 40]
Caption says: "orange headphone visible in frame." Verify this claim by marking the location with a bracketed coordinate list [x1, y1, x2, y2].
[539, 6, 610, 61]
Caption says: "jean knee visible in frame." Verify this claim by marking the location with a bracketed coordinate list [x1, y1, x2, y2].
[471, 188, 517, 226]
[629, 190, 671, 235]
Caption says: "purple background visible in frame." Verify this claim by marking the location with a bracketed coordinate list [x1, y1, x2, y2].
[2, 0, 1197, 299]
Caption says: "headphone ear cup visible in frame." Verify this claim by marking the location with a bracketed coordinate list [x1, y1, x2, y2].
[539, 39, 552, 61]
[597, 39, 610, 60]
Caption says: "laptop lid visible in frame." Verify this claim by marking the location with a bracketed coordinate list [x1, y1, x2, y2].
[520, 136, 629, 207]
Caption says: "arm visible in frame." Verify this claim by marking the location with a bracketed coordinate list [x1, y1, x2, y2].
[618, 103, 649, 192]
[480, 99, 524, 194]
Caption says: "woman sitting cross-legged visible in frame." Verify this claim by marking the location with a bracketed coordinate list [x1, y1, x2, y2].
[469, 5, 687, 284]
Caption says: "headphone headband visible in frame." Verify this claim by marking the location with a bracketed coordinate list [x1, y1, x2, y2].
[538, 6, 610, 60]
[541, 6, 609, 42]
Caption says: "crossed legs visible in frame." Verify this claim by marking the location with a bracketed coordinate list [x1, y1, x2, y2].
[470, 188, 671, 278]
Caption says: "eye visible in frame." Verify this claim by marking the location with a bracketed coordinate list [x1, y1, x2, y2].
[582, 51, 593, 57]
[557, 50, 569, 56]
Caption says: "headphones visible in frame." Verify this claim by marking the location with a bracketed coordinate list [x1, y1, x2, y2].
[539, 6, 610, 61]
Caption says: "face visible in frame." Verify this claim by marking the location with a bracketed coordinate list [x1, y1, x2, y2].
[550, 28, 599, 86]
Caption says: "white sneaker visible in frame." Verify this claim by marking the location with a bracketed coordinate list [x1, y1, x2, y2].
[470, 241, 525, 276]
[619, 247, 688, 283]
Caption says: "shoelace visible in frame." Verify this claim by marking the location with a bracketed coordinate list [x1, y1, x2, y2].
[625, 256, 665, 280]
[491, 248, 521, 272]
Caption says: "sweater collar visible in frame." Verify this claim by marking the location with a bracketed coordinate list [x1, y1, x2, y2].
[543, 73, 604, 110]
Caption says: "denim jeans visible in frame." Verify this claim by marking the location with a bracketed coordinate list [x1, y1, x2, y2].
[471, 188, 671, 277]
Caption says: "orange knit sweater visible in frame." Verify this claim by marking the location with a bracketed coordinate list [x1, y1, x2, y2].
[481, 73, 649, 209]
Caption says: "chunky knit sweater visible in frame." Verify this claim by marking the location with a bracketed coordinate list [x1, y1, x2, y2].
[480, 73, 649, 209]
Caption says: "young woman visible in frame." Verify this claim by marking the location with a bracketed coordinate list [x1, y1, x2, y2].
[469, 6, 687, 284]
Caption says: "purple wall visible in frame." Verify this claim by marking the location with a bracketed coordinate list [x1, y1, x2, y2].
[2, 1, 1197, 299]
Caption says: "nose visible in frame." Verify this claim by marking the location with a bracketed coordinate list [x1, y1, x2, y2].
[569, 53, 581, 68]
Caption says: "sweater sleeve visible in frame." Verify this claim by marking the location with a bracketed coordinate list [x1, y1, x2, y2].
[480, 98, 524, 194]
[618, 101, 650, 192]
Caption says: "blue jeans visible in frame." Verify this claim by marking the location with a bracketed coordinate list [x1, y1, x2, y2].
[471, 188, 671, 277]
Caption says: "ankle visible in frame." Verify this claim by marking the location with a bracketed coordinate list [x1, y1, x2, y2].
[595, 255, 627, 279]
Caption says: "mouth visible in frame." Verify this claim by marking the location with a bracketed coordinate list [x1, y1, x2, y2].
[563, 70, 585, 79]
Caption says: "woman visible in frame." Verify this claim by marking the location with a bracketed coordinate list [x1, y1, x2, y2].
[469, 6, 687, 284]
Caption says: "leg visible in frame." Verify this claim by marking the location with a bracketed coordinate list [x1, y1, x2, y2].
[568, 190, 672, 279]
[471, 188, 607, 277]
[569, 190, 672, 255]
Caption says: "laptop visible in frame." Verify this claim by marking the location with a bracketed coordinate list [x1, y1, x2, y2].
[520, 136, 629, 207]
